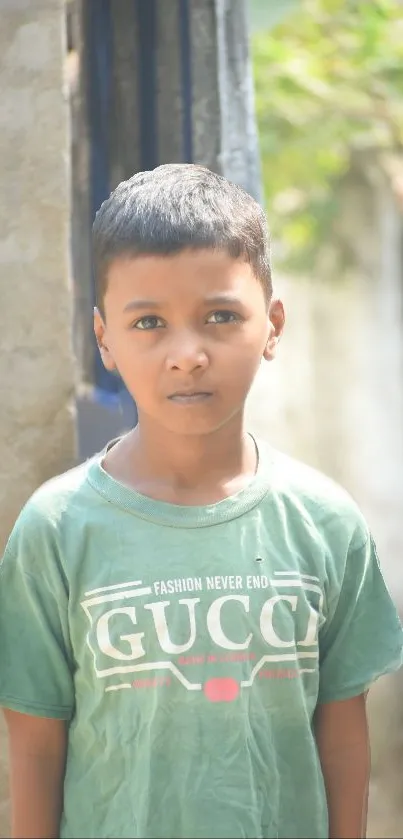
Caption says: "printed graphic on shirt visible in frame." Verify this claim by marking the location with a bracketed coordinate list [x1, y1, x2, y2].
[80, 571, 324, 701]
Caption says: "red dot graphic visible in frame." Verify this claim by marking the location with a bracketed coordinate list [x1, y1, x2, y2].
[203, 677, 240, 703]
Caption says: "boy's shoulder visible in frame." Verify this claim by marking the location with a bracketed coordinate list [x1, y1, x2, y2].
[5, 455, 98, 550]
[261, 441, 369, 546]
[267, 443, 353, 503]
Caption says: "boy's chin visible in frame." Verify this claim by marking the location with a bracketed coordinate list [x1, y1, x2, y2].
[158, 418, 229, 437]
[139, 409, 242, 438]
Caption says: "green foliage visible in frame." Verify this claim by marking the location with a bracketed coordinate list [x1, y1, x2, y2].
[252, 0, 403, 272]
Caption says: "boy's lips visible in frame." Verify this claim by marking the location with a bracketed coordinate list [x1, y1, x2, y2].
[167, 391, 213, 404]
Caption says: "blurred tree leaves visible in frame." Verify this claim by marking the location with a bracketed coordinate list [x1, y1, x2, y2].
[252, 0, 403, 272]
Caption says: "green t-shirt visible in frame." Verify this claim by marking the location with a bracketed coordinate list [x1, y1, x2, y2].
[0, 439, 402, 839]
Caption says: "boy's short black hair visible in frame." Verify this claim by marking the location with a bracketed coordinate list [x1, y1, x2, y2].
[92, 164, 272, 315]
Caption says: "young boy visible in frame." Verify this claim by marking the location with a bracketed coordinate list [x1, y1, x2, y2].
[0, 164, 402, 839]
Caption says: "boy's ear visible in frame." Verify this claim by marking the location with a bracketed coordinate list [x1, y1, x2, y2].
[263, 298, 285, 362]
[93, 307, 117, 372]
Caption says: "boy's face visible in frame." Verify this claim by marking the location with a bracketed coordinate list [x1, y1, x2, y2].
[94, 250, 284, 436]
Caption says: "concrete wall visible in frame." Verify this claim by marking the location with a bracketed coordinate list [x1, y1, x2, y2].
[0, 1, 76, 832]
[0, 0, 76, 550]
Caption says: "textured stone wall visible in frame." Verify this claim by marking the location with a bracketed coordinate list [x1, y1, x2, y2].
[0, 0, 76, 549]
[0, 2, 76, 833]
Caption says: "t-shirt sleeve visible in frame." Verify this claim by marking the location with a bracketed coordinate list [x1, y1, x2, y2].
[318, 533, 403, 703]
[0, 504, 75, 720]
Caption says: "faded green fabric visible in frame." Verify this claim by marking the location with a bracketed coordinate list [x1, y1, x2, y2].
[0, 440, 402, 838]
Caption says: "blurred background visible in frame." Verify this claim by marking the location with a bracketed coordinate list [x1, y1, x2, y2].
[1, 1, 402, 836]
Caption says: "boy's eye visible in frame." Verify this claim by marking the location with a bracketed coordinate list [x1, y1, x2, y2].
[206, 310, 241, 325]
[133, 316, 165, 330]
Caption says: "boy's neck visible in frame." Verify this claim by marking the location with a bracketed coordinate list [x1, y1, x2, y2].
[103, 414, 258, 505]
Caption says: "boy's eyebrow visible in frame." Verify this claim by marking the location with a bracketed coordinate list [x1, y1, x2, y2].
[123, 299, 161, 312]
[203, 294, 244, 306]
[123, 294, 244, 313]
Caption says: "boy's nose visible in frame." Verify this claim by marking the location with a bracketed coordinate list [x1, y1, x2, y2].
[165, 334, 209, 372]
